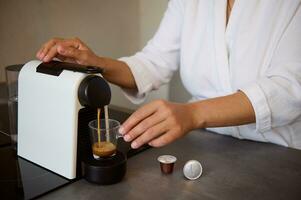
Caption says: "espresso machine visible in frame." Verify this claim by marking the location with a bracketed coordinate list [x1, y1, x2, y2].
[17, 60, 126, 185]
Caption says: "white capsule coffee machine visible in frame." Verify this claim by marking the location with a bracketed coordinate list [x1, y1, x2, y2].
[17, 60, 126, 184]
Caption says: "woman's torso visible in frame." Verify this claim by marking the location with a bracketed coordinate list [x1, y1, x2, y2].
[178, 0, 301, 148]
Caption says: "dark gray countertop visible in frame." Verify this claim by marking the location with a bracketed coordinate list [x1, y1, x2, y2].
[40, 129, 301, 200]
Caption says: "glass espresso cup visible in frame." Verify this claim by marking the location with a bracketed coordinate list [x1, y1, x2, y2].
[88, 119, 122, 159]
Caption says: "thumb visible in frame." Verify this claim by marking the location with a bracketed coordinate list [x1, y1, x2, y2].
[57, 46, 83, 60]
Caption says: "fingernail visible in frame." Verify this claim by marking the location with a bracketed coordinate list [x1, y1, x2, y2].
[119, 127, 125, 135]
[131, 141, 138, 149]
[43, 56, 49, 62]
[124, 135, 131, 142]
[39, 53, 45, 60]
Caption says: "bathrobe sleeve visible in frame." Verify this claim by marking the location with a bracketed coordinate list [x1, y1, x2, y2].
[240, 6, 301, 133]
[118, 0, 183, 104]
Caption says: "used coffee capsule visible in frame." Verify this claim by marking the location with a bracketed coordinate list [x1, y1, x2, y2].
[157, 155, 177, 174]
[183, 160, 203, 180]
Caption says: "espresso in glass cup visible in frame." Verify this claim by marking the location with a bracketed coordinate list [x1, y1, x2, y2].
[88, 119, 122, 159]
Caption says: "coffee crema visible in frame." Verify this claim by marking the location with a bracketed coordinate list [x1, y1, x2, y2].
[92, 141, 116, 157]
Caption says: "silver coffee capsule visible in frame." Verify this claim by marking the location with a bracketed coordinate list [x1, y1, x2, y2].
[183, 160, 203, 180]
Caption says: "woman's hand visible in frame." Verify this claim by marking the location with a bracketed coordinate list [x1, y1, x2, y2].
[120, 92, 255, 149]
[36, 37, 137, 89]
[36, 37, 101, 66]
[119, 100, 200, 149]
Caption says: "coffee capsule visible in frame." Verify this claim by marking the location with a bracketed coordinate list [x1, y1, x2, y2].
[157, 155, 177, 174]
[183, 160, 203, 180]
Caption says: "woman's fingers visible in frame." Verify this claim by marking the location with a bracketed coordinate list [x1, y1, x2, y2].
[43, 44, 59, 62]
[36, 38, 82, 62]
[148, 130, 179, 148]
[123, 111, 165, 142]
[57, 46, 83, 62]
[36, 46, 44, 59]
[57, 39, 81, 50]
[120, 100, 195, 148]
[37, 38, 60, 60]
[131, 121, 168, 149]
[56, 55, 75, 63]
[120, 102, 160, 135]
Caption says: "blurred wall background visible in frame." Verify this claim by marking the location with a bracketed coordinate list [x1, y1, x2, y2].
[0, 0, 190, 110]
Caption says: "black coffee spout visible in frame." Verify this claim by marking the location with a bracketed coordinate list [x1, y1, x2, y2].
[78, 75, 111, 108]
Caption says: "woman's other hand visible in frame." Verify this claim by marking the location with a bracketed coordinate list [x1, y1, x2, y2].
[119, 100, 201, 149]
[36, 37, 100, 66]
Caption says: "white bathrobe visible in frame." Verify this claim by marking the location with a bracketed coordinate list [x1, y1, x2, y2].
[119, 0, 301, 149]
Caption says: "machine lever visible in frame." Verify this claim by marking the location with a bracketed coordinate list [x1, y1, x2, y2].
[36, 61, 104, 76]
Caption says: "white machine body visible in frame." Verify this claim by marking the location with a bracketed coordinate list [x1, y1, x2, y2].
[18, 60, 89, 179]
